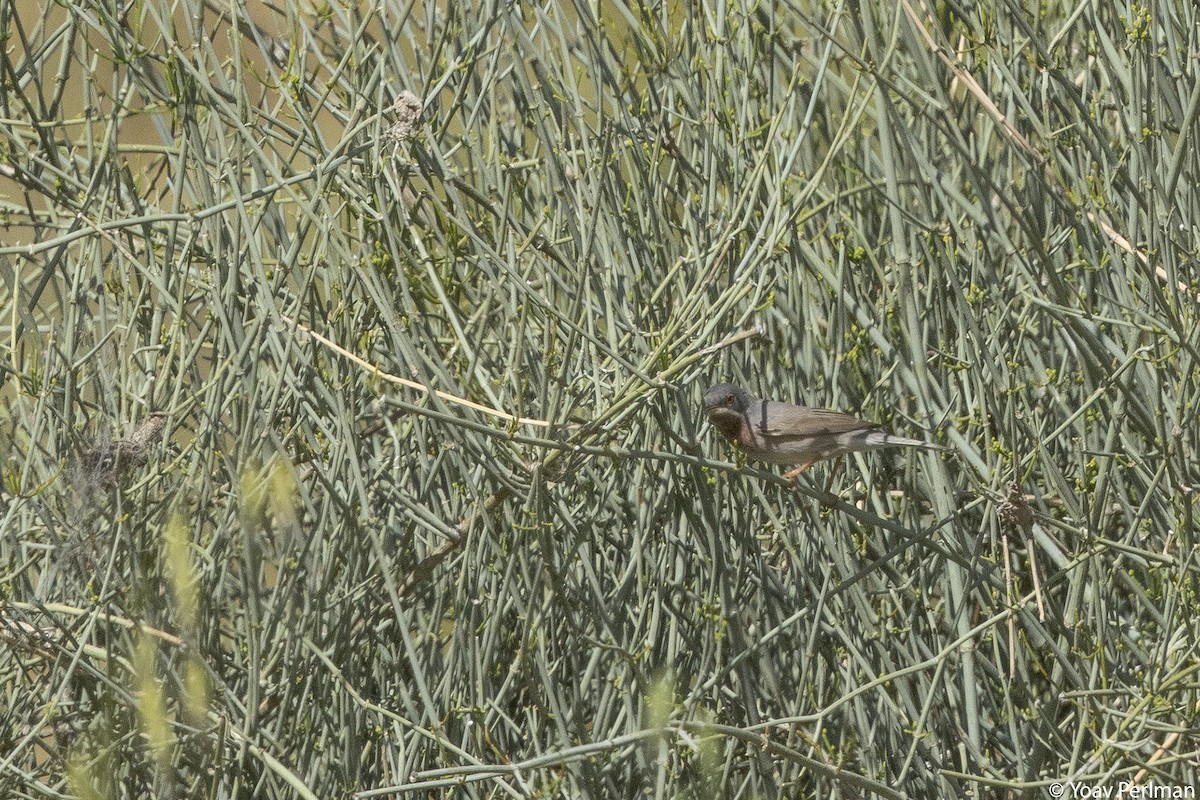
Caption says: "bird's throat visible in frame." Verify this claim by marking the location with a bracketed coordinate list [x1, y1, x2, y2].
[708, 409, 747, 444]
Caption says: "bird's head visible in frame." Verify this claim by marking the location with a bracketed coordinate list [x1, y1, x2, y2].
[702, 383, 752, 417]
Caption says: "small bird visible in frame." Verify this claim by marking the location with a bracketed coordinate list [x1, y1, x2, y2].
[702, 383, 946, 478]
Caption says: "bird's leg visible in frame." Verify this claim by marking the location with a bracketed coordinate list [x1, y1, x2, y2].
[821, 455, 844, 494]
[783, 460, 817, 481]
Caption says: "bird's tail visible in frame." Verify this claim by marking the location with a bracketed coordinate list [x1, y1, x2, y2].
[863, 431, 949, 452]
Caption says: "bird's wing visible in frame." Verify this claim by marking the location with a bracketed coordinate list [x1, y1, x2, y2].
[756, 402, 876, 439]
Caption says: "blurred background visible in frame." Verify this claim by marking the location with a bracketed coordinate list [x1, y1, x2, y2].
[2, 0, 1197, 797]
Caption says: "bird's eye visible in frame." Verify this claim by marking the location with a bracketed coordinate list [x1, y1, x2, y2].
[724, 394, 735, 406]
